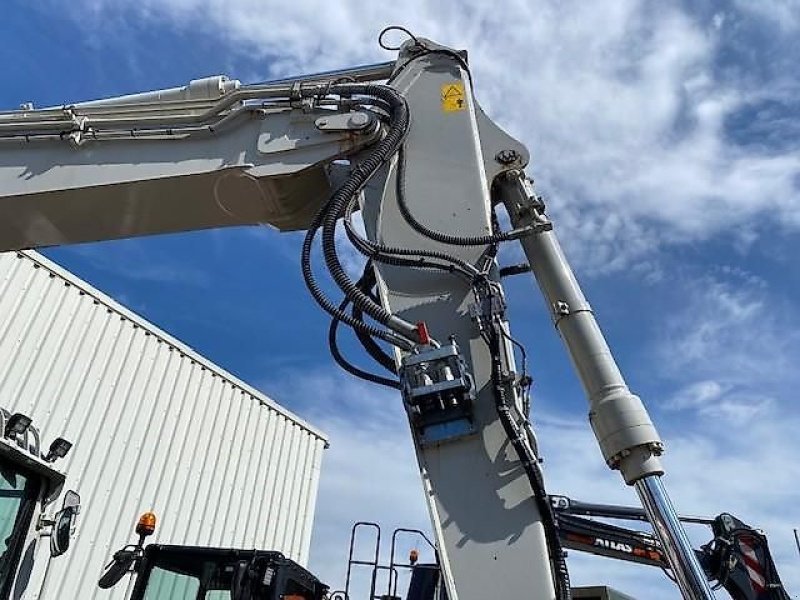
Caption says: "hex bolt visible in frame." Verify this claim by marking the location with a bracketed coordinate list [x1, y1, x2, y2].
[495, 149, 520, 164]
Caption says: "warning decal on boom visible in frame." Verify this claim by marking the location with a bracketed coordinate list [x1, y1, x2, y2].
[441, 82, 466, 112]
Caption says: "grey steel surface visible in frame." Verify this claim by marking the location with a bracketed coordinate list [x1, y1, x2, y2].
[360, 49, 556, 599]
[636, 477, 717, 599]
[0, 93, 380, 250]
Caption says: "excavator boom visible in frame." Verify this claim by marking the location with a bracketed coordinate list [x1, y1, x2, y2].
[2, 31, 777, 600]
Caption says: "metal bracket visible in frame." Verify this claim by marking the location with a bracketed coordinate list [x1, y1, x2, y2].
[468, 294, 506, 326]
[314, 111, 375, 132]
[400, 341, 476, 446]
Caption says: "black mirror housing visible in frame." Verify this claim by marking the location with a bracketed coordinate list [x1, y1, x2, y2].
[49, 490, 80, 558]
[98, 546, 140, 589]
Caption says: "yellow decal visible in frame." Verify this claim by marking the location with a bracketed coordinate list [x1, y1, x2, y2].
[441, 82, 466, 112]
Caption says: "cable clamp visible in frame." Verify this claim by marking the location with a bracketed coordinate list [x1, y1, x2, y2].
[505, 222, 552, 240]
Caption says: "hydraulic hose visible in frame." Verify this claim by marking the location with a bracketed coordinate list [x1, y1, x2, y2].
[327, 267, 401, 389]
[343, 194, 480, 281]
[301, 199, 415, 351]
[317, 83, 422, 343]
[480, 283, 571, 600]
[299, 82, 421, 350]
[395, 145, 532, 246]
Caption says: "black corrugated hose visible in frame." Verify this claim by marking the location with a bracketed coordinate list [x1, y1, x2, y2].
[300, 83, 420, 351]
[342, 193, 480, 282]
[318, 83, 424, 344]
[327, 262, 400, 389]
[301, 196, 414, 351]
[348, 266, 400, 376]
[480, 282, 571, 600]
[395, 145, 531, 246]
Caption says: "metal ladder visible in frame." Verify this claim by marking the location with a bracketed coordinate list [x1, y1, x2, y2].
[329, 522, 438, 600]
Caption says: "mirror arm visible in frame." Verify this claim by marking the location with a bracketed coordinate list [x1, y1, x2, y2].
[36, 514, 55, 532]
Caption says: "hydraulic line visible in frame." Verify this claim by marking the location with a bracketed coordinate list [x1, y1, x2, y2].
[299, 83, 421, 349]
[343, 194, 480, 281]
[349, 264, 400, 375]
[490, 334, 571, 600]
[395, 145, 533, 246]
[328, 295, 400, 389]
[301, 200, 415, 351]
[315, 83, 423, 344]
[351, 301, 398, 376]
[478, 281, 571, 600]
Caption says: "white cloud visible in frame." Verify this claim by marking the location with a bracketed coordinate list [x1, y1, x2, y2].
[51, 0, 800, 272]
[734, 0, 800, 31]
[638, 267, 800, 592]
[35, 1, 800, 596]
[657, 268, 800, 389]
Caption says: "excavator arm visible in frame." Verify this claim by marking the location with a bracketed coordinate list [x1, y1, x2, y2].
[551, 496, 793, 600]
[0, 66, 394, 249]
[0, 31, 738, 599]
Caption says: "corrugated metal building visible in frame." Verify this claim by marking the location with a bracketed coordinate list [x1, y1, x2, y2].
[0, 250, 328, 599]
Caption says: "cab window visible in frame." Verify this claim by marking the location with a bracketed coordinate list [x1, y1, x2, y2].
[0, 458, 41, 599]
[142, 566, 232, 600]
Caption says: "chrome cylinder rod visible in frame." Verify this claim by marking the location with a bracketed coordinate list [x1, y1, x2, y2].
[498, 172, 715, 599]
[636, 476, 716, 598]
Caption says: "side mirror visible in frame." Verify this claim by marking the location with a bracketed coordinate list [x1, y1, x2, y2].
[98, 546, 140, 589]
[97, 512, 156, 590]
[50, 490, 80, 558]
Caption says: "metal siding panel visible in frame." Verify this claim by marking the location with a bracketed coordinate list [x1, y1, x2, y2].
[274, 422, 302, 557]
[260, 416, 289, 548]
[194, 376, 233, 546]
[300, 440, 326, 564]
[18, 280, 79, 422]
[214, 389, 255, 546]
[231, 396, 267, 544]
[178, 369, 223, 546]
[0, 251, 327, 600]
[248, 408, 279, 548]
[289, 432, 313, 559]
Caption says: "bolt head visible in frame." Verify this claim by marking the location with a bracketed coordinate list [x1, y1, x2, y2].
[495, 149, 520, 165]
[348, 112, 370, 127]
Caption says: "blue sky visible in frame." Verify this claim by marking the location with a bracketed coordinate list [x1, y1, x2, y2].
[2, 1, 800, 597]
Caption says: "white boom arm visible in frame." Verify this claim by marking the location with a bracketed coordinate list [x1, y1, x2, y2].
[0, 35, 715, 600]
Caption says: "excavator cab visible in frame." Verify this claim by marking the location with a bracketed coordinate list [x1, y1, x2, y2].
[99, 543, 326, 600]
[128, 545, 326, 600]
[98, 513, 327, 600]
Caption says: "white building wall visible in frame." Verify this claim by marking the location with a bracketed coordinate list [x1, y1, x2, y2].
[0, 250, 328, 599]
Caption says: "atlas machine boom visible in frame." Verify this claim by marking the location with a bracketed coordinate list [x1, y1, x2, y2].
[0, 28, 791, 600]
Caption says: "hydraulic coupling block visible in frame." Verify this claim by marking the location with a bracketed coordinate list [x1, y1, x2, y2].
[400, 340, 476, 446]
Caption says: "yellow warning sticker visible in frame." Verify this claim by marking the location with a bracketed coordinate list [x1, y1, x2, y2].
[441, 82, 466, 112]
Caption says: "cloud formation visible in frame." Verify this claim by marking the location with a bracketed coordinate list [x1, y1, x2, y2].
[58, 0, 800, 271]
[42, 1, 800, 596]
